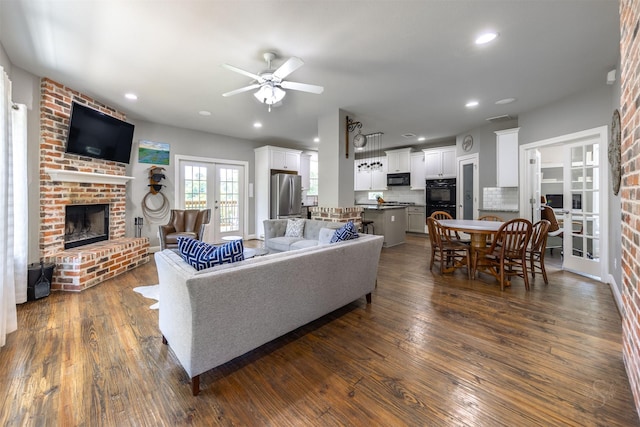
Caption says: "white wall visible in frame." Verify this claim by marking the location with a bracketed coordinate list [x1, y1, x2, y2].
[126, 120, 264, 248]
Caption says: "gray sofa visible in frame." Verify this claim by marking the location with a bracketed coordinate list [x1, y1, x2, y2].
[154, 232, 384, 395]
[263, 218, 343, 252]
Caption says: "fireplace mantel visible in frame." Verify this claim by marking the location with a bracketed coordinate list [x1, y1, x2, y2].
[44, 169, 135, 185]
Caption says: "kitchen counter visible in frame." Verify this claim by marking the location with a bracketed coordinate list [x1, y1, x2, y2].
[362, 207, 406, 247]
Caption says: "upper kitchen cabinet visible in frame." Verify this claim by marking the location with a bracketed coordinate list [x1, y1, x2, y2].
[423, 147, 456, 179]
[495, 128, 520, 187]
[410, 152, 425, 190]
[299, 153, 311, 190]
[354, 160, 387, 191]
[269, 146, 301, 172]
[385, 148, 412, 173]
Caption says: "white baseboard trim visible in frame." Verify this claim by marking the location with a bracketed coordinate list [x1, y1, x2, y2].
[607, 273, 623, 316]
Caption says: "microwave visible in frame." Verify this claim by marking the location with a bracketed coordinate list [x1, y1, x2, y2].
[387, 173, 410, 186]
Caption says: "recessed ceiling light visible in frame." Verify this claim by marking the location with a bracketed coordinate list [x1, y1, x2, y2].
[418, 136, 426, 142]
[475, 32, 498, 45]
[253, 122, 262, 128]
[465, 100, 479, 108]
[313, 137, 320, 143]
[124, 93, 138, 100]
[198, 110, 212, 116]
[495, 97, 516, 105]
[402, 133, 416, 138]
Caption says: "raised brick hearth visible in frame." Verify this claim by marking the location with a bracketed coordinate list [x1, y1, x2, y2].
[39, 78, 148, 291]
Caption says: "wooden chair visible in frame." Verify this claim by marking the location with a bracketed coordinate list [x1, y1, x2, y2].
[478, 215, 504, 245]
[429, 210, 469, 244]
[528, 220, 551, 284]
[473, 218, 533, 290]
[427, 217, 471, 279]
[478, 215, 504, 222]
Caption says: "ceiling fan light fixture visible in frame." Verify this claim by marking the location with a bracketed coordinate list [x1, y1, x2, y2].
[253, 84, 286, 105]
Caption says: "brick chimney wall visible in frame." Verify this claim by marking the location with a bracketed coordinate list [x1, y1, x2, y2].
[39, 78, 148, 291]
[620, 0, 640, 417]
[39, 78, 128, 257]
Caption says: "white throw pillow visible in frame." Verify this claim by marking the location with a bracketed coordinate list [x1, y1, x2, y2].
[318, 227, 336, 244]
[285, 218, 305, 237]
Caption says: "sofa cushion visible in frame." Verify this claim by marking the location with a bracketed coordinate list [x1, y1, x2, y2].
[178, 237, 244, 270]
[330, 221, 359, 243]
[285, 218, 305, 237]
[290, 239, 320, 250]
[268, 236, 304, 252]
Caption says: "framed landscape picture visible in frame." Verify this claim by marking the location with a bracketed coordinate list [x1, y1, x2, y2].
[138, 140, 170, 165]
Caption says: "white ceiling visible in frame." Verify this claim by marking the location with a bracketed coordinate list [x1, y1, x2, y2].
[0, 1, 620, 151]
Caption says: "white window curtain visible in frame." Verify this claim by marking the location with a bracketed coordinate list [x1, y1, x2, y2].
[0, 66, 28, 348]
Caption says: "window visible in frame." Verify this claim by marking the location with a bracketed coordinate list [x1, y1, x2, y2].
[308, 155, 318, 196]
[184, 165, 207, 209]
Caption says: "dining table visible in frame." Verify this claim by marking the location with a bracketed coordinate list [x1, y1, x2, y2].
[437, 219, 504, 250]
[437, 219, 505, 281]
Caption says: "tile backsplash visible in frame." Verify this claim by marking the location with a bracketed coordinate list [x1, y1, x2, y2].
[483, 187, 519, 210]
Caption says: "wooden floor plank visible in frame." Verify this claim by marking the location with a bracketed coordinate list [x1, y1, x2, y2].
[0, 234, 637, 426]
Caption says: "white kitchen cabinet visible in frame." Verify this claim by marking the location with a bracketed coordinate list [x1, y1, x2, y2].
[255, 145, 303, 238]
[495, 128, 520, 187]
[385, 148, 412, 173]
[354, 160, 387, 191]
[423, 147, 456, 179]
[410, 152, 425, 190]
[270, 147, 300, 172]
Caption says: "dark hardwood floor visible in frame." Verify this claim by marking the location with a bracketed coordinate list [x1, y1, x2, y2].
[1, 234, 637, 426]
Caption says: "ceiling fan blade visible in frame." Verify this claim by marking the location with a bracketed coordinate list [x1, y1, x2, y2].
[273, 57, 304, 80]
[221, 63, 262, 81]
[280, 81, 324, 94]
[222, 83, 261, 97]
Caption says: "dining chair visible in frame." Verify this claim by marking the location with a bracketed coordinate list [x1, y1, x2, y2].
[528, 219, 551, 284]
[478, 215, 504, 222]
[478, 215, 504, 245]
[473, 218, 533, 290]
[427, 217, 471, 279]
[429, 211, 469, 244]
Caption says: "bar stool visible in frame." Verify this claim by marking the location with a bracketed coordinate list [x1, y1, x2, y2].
[360, 212, 374, 234]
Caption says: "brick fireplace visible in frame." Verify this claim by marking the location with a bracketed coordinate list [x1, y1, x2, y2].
[39, 78, 148, 291]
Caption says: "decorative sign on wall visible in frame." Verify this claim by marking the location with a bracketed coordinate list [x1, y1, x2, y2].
[609, 109, 622, 196]
[139, 140, 170, 165]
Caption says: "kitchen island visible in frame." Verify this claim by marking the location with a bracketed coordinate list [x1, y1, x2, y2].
[362, 205, 407, 247]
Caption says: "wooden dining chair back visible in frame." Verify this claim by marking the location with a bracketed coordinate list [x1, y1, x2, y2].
[427, 217, 471, 279]
[474, 218, 533, 290]
[429, 211, 469, 244]
[478, 215, 504, 245]
[528, 219, 551, 284]
[478, 215, 504, 222]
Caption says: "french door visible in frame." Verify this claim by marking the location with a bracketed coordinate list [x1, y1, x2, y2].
[520, 126, 608, 280]
[177, 157, 246, 243]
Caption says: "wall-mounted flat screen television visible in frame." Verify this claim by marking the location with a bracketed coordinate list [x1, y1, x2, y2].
[65, 102, 135, 164]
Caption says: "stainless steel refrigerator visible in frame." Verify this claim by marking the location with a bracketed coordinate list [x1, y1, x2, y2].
[271, 174, 302, 219]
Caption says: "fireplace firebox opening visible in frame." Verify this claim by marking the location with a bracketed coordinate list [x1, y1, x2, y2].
[64, 204, 109, 249]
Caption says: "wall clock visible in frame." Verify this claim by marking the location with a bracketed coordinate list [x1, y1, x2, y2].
[609, 109, 622, 196]
[353, 132, 367, 149]
[462, 134, 473, 152]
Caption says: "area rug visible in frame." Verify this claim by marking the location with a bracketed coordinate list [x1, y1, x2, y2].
[133, 284, 159, 309]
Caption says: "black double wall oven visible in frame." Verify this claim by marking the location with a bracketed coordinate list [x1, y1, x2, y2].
[426, 178, 456, 219]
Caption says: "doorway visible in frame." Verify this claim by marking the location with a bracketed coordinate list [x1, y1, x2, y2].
[519, 126, 608, 280]
[176, 156, 249, 243]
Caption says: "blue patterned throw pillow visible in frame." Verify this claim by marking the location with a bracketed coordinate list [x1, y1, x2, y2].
[177, 237, 244, 270]
[330, 221, 359, 243]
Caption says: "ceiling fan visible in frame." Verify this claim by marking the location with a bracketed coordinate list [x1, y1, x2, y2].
[222, 52, 324, 111]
